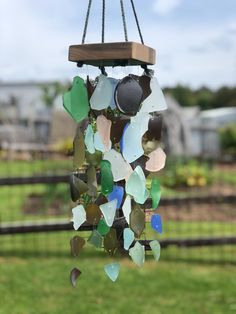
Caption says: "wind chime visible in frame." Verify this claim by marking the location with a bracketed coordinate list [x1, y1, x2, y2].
[63, 0, 167, 285]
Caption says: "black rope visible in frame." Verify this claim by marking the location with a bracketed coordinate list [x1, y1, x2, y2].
[120, 0, 128, 41]
[81, 0, 93, 44]
[130, 0, 144, 44]
[102, 0, 105, 43]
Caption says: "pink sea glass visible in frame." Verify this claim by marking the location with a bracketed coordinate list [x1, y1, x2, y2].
[96, 115, 112, 150]
[145, 147, 166, 172]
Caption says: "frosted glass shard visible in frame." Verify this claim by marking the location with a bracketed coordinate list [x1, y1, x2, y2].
[124, 228, 135, 250]
[69, 173, 88, 202]
[150, 177, 161, 209]
[99, 199, 117, 227]
[100, 160, 114, 196]
[125, 166, 147, 204]
[122, 195, 131, 224]
[104, 263, 120, 282]
[104, 149, 132, 182]
[71, 205, 86, 230]
[90, 74, 112, 110]
[70, 268, 82, 287]
[86, 166, 97, 198]
[84, 124, 95, 154]
[131, 112, 151, 135]
[108, 185, 124, 209]
[151, 214, 163, 234]
[146, 147, 166, 172]
[73, 130, 85, 169]
[70, 236, 86, 256]
[97, 218, 110, 236]
[130, 206, 145, 237]
[135, 188, 149, 205]
[146, 115, 163, 141]
[129, 242, 145, 267]
[115, 76, 143, 115]
[86, 151, 102, 167]
[63, 76, 89, 123]
[87, 230, 103, 248]
[97, 115, 112, 150]
[85, 203, 101, 225]
[140, 77, 167, 113]
[150, 240, 161, 261]
[94, 132, 111, 153]
[108, 78, 119, 109]
[104, 228, 118, 256]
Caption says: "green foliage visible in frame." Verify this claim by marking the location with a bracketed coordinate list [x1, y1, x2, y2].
[219, 124, 236, 155]
[41, 82, 70, 108]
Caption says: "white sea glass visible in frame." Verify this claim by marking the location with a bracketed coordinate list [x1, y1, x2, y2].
[129, 241, 145, 267]
[103, 149, 133, 182]
[124, 228, 135, 250]
[90, 74, 112, 110]
[94, 132, 111, 153]
[71, 205, 86, 230]
[140, 77, 167, 113]
[99, 199, 118, 227]
[146, 147, 166, 172]
[131, 111, 151, 134]
[108, 78, 119, 109]
[84, 124, 95, 154]
[97, 115, 112, 150]
[122, 194, 131, 224]
[150, 240, 161, 261]
[104, 263, 120, 282]
[125, 166, 147, 204]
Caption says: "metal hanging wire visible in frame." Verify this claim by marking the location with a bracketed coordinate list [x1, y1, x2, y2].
[120, 0, 128, 41]
[102, 0, 106, 43]
[130, 0, 144, 44]
[81, 0, 93, 44]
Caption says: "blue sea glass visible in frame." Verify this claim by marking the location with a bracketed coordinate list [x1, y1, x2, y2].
[84, 124, 95, 154]
[122, 195, 131, 225]
[151, 214, 163, 234]
[108, 185, 124, 209]
[90, 74, 112, 110]
[129, 241, 145, 267]
[104, 263, 120, 282]
[124, 228, 135, 250]
[120, 123, 129, 154]
[99, 199, 117, 227]
[149, 240, 161, 261]
[87, 230, 103, 248]
[71, 205, 86, 230]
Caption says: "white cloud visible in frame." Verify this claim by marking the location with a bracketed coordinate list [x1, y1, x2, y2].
[153, 0, 182, 15]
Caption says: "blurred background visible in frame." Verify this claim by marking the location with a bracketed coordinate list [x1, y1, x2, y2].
[0, 0, 236, 313]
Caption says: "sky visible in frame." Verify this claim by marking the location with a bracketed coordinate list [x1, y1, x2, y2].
[0, 0, 236, 88]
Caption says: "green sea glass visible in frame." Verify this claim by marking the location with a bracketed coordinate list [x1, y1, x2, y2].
[140, 77, 167, 113]
[97, 218, 110, 236]
[129, 241, 145, 267]
[100, 160, 114, 196]
[63, 76, 89, 123]
[85, 203, 101, 225]
[124, 228, 135, 250]
[87, 230, 103, 248]
[130, 206, 145, 237]
[84, 124, 95, 154]
[87, 166, 97, 198]
[104, 228, 118, 256]
[72, 205, 86, 230]
[86, 151, 102, 167]
[70, 236, 85, 256]
[149, 240, 161, 261]
[90, 74, 112, 110]
[122, 195, 131, 224]
[150, 177, 161, 209]
[104, 263, 120, 282]
[70, 268, 82, 287]
[73, 130, 85, 169]
[125, 166, 148, 204]
[99, 199, 117, 227]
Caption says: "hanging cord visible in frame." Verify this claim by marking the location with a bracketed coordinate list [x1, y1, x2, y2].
[81, 0, 93, 44]
[102, 0, 105, 43]
[130, 0, 144, 44]
[120, 0, 128, 41]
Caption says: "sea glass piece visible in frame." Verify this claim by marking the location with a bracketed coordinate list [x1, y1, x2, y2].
[140, 77, 167, 113]
[70, 268, 82, 287]
[87, 166, 97, 198]
[122, 195, 131, 224]
[104, 263, 120, 282]
[124, 228, 135, 250]
[90, 74, 112, 110]
[111, 117, 129, 145]
[100, 160, 114, 196]
[99, 199, 117, 227]
[97, 115, 112, 150]
[108, 185, 124, 209]
[129, 242, 145, 267]
[97, 218, 110, 236]
[151, 214, 163, 234]
[71, 205, 86, 230]
[87, 230, 103, 248]
[69, 172, 88, 202]
[130, 206, 145, 237]
[139, 75, 151, 101]
[94, 132, 111, 153]
[103, 149, 133, 182]
[63, 76, 89, 123]
[146, 115, 163, 141]
[130, 155, 150, 177]
[73, 129, 85, 169]
[86, 203, 101, 225]
[86, 75, 95, 99]
[150, 240, 161, 261]
[108, 78, 119, 109]
[150, 177, 161, 209]
[130, 111, 151, 134]
[70, 236, 86, 256]
[115, 76, 143, 115]
[125, 166, 148, 204]
[146, 147, 166, 172]
[84, 124, 95, 154]
[86, 151, 102, 167]
[95, 193, 108, 206]
[104, 228, 118, 256]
